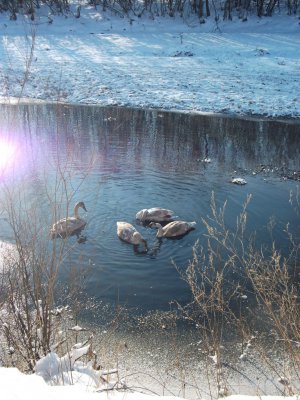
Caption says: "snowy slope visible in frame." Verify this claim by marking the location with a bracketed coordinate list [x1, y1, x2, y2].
[0, 7, 299, 117]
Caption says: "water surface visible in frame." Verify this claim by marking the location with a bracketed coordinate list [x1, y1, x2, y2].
[0, 104, 299, 316]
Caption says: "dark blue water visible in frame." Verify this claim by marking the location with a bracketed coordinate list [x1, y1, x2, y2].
[0, 104, 299, 316]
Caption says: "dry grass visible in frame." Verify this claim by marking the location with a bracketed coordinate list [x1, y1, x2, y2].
[175, 190, 300, 396]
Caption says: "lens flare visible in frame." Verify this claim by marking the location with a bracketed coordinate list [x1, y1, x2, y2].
[0, 138, 17, 174]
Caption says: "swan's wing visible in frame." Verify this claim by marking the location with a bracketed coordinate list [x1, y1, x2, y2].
[147, 208, 174, 221]
[120, 228, 135, 243]
[163, 221, 194, 236]
[162, 221, 181, 236]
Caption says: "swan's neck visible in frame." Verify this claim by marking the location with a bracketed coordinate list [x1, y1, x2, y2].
[74, 204, 80, 219]
[156, 225, 164, 238]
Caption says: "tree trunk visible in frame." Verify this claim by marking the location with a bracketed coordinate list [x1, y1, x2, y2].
[205, 0, 210, 16]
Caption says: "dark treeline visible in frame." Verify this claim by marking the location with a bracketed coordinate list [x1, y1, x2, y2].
[0, 0, 299, 22]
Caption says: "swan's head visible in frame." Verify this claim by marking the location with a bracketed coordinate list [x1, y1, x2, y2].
[136, 209, 148, 221]
[132, 232, 147, 249]
[149, 222, 163, 238]
[149, 222, 162, 229]
[76, 201, 87, 212]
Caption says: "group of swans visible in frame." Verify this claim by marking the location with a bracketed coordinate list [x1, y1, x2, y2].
[51, 203, 196, 250]
[117, 207, 196, 250]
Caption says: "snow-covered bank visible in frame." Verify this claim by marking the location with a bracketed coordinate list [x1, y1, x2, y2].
[0, 366, 184, 400]
[0, 8, 299, 117]
[1, 366, 300, 400]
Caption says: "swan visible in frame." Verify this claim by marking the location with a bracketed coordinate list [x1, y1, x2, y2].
[150, 220, 196, 238]
[117, 221, 147, 249]
[51, 202, 87, 239]
[136, 207, 175, 222]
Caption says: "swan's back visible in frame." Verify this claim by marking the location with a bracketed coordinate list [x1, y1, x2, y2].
[117, 221, 130, 236]
[51, 217, 86, 238]
[117, 221, 136, 242]
[161, 221, 196, 237]
[117, 222, 146, 246]
[136, 207, 174, 222]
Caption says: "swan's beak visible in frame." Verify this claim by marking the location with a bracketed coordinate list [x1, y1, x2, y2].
[82, 204, 87, 212]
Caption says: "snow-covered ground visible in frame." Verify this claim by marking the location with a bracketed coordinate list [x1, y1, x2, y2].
[0, 7, 299, 117]
[0, 363, 184, 400]
[1, 365, 299, 400]
[0, 342, 299, 400]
